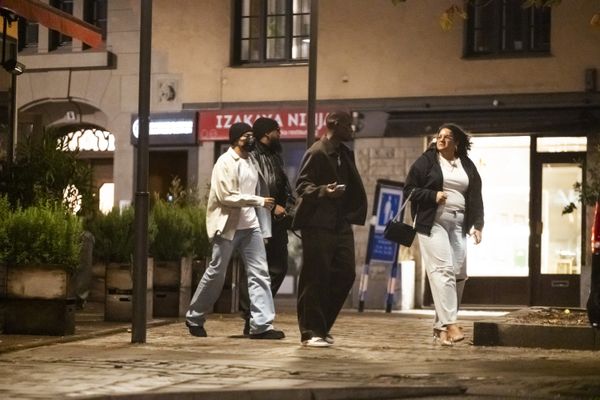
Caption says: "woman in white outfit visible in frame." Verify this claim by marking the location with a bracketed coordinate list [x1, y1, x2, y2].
[404, 123, 484, 346]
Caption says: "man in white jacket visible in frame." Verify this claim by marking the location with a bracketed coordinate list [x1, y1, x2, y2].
[185, 122, 285, 340]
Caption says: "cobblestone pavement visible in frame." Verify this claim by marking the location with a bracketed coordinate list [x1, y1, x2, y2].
[0, 310, 600, 399]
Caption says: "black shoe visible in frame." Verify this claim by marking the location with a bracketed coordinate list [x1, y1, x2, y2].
[243, 319, 250, 336]
[186, 322, 207, 337]
[249, 329, 285, 340]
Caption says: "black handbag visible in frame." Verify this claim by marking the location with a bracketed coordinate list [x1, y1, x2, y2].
[383, 191, 417, 247]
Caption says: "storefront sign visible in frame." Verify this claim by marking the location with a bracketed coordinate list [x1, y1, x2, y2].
[198, 108, 331, 141]
[131, 112, 197, 146]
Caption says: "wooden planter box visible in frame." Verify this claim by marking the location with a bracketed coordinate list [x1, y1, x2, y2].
[105, 259, 153, 322]
[89, 263, 106, 302]
[1, 264, 75, 335]
[153, 257, 192, 318]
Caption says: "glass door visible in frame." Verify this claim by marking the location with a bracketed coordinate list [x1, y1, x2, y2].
[531, 152, 583, 306]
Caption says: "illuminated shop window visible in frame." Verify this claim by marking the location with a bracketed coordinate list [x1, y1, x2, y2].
[58, 128, 115, 152]
[467, 136, 531, 277]
[537, 137, 587, 153]
[59, 128, 115, 214]
[63, 184, 82, 214]
[99, 183, 115, 215]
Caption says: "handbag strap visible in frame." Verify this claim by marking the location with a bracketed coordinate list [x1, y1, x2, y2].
[392, 190, 415, 222]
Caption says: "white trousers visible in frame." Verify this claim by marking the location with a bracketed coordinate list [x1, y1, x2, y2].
[417, 209, 467, 330]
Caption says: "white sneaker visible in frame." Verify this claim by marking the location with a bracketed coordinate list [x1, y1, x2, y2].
[324, 334, 334, 344]
[301, 337, 332, 347]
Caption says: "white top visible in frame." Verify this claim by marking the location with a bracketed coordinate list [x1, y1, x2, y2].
[439, 154, 469, 212]
[236, 157, 260, 230]
[206, 147, 268, 240]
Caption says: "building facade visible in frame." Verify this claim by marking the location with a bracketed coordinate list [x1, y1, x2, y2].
[13, 0, 600, 309]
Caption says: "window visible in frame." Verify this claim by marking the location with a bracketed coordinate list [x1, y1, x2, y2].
[465, 0, 551, 58]
[18, 19, 39, 51]
[50, 0, 74, 50]
[234, 0, 310, 65]
[84, 0, 108, 40]
[467, 136, 531, 277]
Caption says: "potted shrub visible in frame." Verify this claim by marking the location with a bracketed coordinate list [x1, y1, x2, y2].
[150, 199, 195, 317]
[87, 207, 155, 322]
[2, 202, 83, 335]
[150, 178, 210, 318]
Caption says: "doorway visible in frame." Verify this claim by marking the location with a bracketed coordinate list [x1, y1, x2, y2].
[149, 150, 188, 201]
[530, 151, 583, 307]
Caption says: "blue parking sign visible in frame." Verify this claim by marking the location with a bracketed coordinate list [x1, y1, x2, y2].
[375, 186, 403, 234]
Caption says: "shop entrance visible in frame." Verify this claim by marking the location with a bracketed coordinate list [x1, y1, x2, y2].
[149, 150, 188, 200]
[530, 150, 583, 307]
[425, 135, 585, 307]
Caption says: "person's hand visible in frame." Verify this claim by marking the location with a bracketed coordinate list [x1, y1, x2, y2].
[325, 182, 345, 198]
[470, 228, 482, 245]
[273, 204, 286, 219]
[436, 191, 448, 204]
[263, 197, 275, 210]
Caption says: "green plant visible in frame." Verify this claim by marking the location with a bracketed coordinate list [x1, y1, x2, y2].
[562, 145, 600, 215]
[87, 207, 134, 264]
[185, 204, 210, 260]
[150, 199, 194, 261]
[0, 129, 94, 214]
[4, 203, 83, 272]
[150, 177, 210, 260]
[0, 195, 10, 264]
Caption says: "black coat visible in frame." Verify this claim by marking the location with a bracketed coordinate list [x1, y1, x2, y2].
[292, 136, 367, 230]
[404, 147, 484, 236]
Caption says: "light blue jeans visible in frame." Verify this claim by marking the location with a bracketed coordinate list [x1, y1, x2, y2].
[186, 227, 275, 334]
[417, 208, 467, 331]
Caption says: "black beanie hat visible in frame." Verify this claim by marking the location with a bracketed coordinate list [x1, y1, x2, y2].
[229, 122, 253, 144]
[252, 117, 279, 139]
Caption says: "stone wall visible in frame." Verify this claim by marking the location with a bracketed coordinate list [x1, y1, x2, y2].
[349, 136, 426, 310]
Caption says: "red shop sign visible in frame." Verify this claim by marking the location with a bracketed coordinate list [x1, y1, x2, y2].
[198, 108, 332, 141]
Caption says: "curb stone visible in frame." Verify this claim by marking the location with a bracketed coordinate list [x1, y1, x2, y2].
[85, 385, 468, 400]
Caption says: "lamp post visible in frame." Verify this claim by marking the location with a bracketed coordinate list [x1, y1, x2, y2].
[132, 0, 152, 344]
[306, 0, 318, 149]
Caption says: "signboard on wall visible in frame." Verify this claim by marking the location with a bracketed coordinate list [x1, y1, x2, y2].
[198, 108, 332, 141]
[131, 111, 197, 146]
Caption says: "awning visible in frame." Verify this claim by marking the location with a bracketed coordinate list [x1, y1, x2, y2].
[0, 0, 103, 48]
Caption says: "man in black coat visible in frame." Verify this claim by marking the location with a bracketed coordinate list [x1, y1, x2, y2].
[239, 117, 295, 336]
[292, 110, 367, 347]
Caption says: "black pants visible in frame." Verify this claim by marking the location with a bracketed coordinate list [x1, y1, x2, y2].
[297, 224, 355, 342]
[239, 222, 289, 318]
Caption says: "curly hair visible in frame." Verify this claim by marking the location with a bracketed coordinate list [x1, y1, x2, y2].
[438, 123, 472, 158]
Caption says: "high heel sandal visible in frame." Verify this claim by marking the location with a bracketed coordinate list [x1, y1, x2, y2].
[447, 325, 464, 343]
[433, 329, 453, 346]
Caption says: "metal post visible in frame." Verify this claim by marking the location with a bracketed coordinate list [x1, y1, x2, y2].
[7, 73, 16, 163]
[306, 0, 319, 148]
[132, 0, 152, 344]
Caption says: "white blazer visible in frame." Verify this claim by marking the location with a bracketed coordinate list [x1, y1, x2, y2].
[206, 147, 272, 241]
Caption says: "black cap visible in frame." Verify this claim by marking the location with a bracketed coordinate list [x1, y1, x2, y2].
[252, 117, 279, 140]
[229, 122, 253, 144]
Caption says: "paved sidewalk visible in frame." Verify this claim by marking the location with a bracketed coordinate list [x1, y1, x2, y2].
[1, 303, 600, 399]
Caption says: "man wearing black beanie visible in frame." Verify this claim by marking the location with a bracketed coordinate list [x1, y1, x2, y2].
[238, 117, 295, 336]
[185, 122, 285, 340]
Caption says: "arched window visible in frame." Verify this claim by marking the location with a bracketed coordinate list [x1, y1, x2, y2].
[58, 127, 115, 152]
